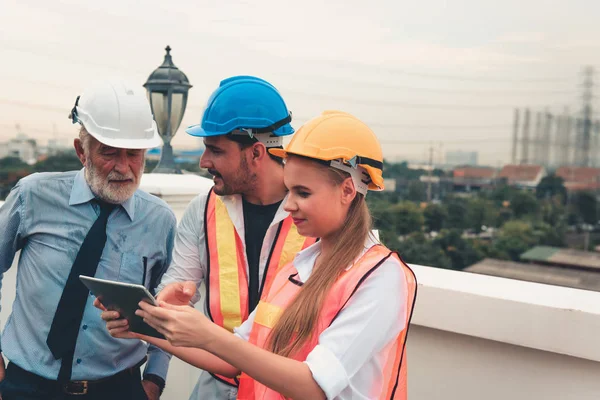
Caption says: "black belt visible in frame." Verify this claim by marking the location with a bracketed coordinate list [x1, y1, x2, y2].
[6, 357, 146, 396]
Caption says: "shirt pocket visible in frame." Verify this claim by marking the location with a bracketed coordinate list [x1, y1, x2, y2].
[118, 252, 149, 286]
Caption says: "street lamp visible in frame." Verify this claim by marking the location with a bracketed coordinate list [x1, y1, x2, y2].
[144, 45, 192, 174]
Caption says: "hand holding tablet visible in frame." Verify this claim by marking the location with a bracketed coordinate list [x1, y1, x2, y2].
[79, 275, 165, 339]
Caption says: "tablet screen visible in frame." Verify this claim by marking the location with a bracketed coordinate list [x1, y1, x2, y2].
[79, 275, 165, 339]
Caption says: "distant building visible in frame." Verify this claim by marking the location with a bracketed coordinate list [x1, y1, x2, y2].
[44, 138, 72, 156]
[520, 246, 600, 272]
[497, 164, 545, 189]
[465, 258, 600, 292]
[451, 166, 497, 193]
[0, 134, 38, 164]
[383, 178, 397, 192]
[445, 150, 478, 167]
[555, 166, 600, 193]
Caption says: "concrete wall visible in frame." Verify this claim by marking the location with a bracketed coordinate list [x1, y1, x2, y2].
[409, 325, 600, 400]
[3, 184, 600, 399]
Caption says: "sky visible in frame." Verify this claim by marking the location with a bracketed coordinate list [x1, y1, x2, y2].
[1, 0, 600, 166]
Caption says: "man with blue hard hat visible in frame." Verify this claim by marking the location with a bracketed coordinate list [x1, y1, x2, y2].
[156, 76, 315, 399]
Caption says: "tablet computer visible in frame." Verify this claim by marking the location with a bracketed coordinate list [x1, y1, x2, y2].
[79, 275, 165, 339]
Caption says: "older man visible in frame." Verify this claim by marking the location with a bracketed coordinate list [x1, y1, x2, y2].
[0, 80, 175, 399]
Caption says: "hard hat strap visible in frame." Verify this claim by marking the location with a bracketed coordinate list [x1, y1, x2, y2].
[329, 159, 369, 195]
[345, 155, 383, 171]
[229, 113, 291, 147]
[70, 95, 81, 125]
[247, 113, 292, 134]
[230, 130, 284, 148]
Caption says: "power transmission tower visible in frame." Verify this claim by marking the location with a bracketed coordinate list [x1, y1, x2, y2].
[593, 121, 600, 167]
[575, 66, 594, 166]
[426, 144, 434, 202]
[556, 108, 571, 167]
[541, 111, 552, 167]
[521, 109, 531, 164]
[533, 111, 543, 164]
[511, 109, 520, 164]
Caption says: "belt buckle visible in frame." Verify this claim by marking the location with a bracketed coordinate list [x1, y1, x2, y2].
[64, 381, 88, 395]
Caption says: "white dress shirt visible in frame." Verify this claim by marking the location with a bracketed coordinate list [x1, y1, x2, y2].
[234, 237, 409, 399]
[157, 189, 291, 400]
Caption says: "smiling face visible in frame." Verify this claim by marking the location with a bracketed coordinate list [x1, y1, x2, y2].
[283, 156, 356, 240]
[75, 133, 145, 204]
[199, 135, 256, 196]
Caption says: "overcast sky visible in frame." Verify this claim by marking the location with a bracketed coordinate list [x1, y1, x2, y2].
[2, 0, 600, 165]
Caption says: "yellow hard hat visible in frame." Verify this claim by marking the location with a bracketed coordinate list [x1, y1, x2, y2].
[270, 110, 384, 191]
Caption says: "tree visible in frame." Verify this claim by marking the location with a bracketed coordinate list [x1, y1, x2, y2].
[466, 197, 497, 233]
[539, 197, 566, 227]
[0, 157, 33, 200]
[433, 229, 484, 270]
[34, 152, 82, 172]
[532, 221, 566, 247]
[573, 191, 597, 225]
[405, 181, 427, 202]
[510, 191, 539, 219]
[445, 197, 468, 230]
[371, 205, 398, 234]
[488, 184, 519, 205]
[493, 220, 537, 261]
[423, 203, 447, 232]
[397, 233, 452, 269]
[536, 174, 567, 203]
[391, 201, 424, 235]
[0, 157, 30, 170]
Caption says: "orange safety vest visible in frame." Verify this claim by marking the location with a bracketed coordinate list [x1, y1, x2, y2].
[237, 245, 417, 400]
[204, 188, 317, 386]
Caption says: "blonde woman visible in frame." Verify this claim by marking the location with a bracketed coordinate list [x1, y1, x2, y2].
[101, 111, 417, 399]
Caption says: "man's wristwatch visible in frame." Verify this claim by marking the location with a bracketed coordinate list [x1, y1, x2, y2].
[143, 374, 166, 396]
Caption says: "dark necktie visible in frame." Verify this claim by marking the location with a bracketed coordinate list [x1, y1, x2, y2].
[47, 200, 116, 381]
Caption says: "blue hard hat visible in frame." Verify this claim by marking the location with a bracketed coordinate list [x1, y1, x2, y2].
[186, 75, 294, 137]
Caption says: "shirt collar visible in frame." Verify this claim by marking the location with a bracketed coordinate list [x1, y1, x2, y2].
[293, 234, 380, 283]
[68, 168, 136, 221]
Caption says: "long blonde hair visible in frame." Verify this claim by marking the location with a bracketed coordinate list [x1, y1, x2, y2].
[267, 161, 373, 357]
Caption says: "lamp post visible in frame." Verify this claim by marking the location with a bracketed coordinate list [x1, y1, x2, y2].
[144, 45, 192, 174]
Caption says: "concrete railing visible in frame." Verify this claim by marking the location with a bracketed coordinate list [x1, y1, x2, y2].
[408, 265, 600, 400]
[3, 177, 600, 399]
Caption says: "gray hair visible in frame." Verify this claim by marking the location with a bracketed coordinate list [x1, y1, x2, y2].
[78, 126, 91, 153]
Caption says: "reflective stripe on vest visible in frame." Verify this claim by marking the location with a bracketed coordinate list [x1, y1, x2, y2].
[204, 189, 317, 387]
[237, 245, 417, 400]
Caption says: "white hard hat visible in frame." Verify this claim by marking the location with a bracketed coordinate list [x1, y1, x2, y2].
[70, 79, 162, 149]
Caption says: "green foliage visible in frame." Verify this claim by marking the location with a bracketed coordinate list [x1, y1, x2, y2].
[396, 233, 452, 269]
[572, 192, 597, 225]
[0, 157, 30, 171]
[0, 157, 34, 200]
[445, 197, 468, 230]
[465, 197, 498, 233]
[423, 203, 447, 232]
[390, 201, 424, 235]
[493, 220, 537, 261]
[34, 152, 82, 172]
[536, 174, 567, 202]
[405, 181, 427, 202]
[509, 191, 539, 219]
[432, 229, 484, 270]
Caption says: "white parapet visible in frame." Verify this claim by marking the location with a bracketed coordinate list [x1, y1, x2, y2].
[408, 264, 600, 400]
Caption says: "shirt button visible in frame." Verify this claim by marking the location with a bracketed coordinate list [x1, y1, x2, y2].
[76, 359, 82, 364]
[82, 325, 88, 330]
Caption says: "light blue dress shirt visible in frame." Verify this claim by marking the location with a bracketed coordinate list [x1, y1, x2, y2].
[0, 169, 176, 381]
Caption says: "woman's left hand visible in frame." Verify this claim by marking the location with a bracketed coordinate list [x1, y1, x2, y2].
[136, 301, 214, 348]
